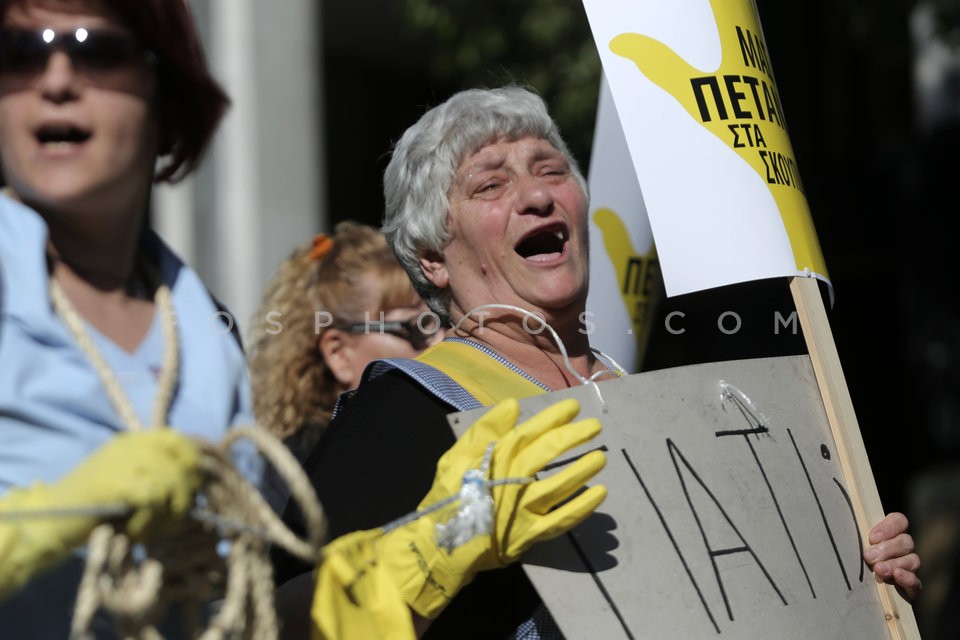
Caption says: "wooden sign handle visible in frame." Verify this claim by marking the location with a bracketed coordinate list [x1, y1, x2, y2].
[790, 276, 921, 640]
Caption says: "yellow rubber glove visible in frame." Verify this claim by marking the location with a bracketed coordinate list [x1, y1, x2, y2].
[380, 398, 607, 618]
[0, 430, 201, 599]
[311, 529, 415, 640]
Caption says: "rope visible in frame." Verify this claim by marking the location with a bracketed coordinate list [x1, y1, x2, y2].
[69, 426, 326, 640]
[49, 264, 326, 637]
[49, 265, 326, 637]
[451, 303, 625, 410]
[49, 278, 179, 432]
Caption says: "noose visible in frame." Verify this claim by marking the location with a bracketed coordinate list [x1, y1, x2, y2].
[70, 426, 325, 640]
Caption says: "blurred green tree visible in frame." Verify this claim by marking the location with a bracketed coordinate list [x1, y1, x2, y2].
[398, 0, 960, 171]
[927, 0, 960, 47]
[402, 0, 601, 170]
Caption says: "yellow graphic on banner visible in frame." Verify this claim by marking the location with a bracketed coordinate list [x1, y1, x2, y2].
[593, 208, 662, 370]
[609, 0, 828, 279]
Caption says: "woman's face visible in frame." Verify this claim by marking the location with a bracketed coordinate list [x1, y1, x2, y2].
[0, 0, 158, 215]
[340, 302, 440, 389]
[325, 270, 444, 391]
[429, 134, 590, 324]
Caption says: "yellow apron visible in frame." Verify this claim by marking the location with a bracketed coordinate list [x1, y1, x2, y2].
[414, 341, 546, 406]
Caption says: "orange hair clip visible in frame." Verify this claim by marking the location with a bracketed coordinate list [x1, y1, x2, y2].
[310, 233, 334, 261]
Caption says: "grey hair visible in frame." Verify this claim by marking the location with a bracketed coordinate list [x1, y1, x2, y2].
[381, 85, 587, 325]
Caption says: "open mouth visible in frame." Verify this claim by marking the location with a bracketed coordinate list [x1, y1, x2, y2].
[35, 124, 92, 147]
[514, 224, 569, 261]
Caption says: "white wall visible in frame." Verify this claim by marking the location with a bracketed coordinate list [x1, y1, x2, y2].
[153, 0, 326, 338]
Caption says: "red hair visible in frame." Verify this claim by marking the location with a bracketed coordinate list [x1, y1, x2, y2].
[0, 0, 230, 182]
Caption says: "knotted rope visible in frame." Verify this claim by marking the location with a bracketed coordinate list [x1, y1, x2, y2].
[49, 263, 324, 638]
[70, 426, 325, 640]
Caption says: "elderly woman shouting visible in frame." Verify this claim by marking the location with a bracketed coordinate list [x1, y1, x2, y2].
[279, 86, 921, 638]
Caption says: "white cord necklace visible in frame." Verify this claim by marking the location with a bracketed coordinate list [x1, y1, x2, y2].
[49, 277, 179, 431]
[451, 303, 627, 410]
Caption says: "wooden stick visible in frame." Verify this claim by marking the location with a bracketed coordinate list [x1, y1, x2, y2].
[790, 276, 921, 640]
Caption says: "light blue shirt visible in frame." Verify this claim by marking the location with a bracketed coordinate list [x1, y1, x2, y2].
[0, 195, 256, 638]
[0, 195, 253, 493]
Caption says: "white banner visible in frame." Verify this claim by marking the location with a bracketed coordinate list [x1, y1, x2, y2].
[586, 75, 658, 373]
[582, 0, 829, 298]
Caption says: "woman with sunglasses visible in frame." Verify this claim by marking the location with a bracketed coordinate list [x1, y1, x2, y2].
[0, 0, 250, 635]
[248, 221, 442, 462]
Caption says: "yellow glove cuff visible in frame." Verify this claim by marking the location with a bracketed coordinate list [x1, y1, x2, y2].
[0, 484, 84, 599]
[312, 529, 415, 640]
[377, 515, 474, 619]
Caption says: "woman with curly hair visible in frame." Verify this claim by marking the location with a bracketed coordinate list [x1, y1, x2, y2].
[247, 221, 442, 462]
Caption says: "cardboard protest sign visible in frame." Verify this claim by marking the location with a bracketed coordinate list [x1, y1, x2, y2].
[449, 356, 891, 639]
[581, 0, 829, 298]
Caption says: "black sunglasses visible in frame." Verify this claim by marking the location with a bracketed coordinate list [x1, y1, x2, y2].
[339, 316, 441, 351]
[0, 26, 153, 89]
